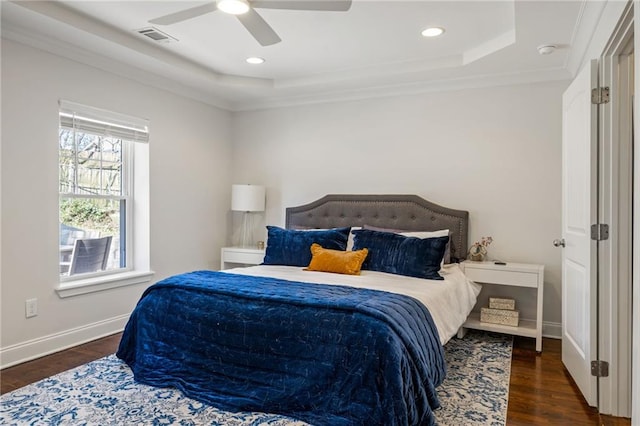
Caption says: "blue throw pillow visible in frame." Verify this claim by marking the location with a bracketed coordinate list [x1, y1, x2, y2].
[352, 229, 449, 280]
[263, 226, 351, 267]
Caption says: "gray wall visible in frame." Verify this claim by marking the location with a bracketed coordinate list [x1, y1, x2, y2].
[1, 39, 233, 364]
[231, 81, 567, 331]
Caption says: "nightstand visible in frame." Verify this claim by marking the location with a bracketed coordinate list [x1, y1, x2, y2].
[221, 247, 265, 270]
[458, 261, 545, 352]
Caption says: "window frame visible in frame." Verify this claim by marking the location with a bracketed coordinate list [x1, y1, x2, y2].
[55, 101, 152, 295]
[58, 140, 134, 283]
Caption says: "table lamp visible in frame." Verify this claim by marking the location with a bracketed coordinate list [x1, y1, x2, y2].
[231, 184, 266, 247]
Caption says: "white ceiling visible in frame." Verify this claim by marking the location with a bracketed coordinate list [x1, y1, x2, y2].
[1, 0, 594, 111]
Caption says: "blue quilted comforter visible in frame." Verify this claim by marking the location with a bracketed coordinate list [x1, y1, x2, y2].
[117, 271, 446, 425]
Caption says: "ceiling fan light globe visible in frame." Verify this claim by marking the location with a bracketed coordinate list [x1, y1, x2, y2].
[218, 0, 250, 15]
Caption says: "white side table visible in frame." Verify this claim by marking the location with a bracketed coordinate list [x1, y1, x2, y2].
[221, 247, 265, 270]
[458, 261, 545, 352]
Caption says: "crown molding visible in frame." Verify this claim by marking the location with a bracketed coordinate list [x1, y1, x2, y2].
[564, 0, 605, 77]
[229, 67, 572, 112]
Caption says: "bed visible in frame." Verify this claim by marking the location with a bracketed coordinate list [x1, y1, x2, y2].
[117, 194, 480, 426]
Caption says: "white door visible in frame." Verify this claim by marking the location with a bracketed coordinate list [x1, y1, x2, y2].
[561, 59, 598, 406]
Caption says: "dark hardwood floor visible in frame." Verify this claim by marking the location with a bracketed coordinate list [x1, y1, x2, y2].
[0, 333, 632, 425]
[507, 336, 630, 426]
[1, 333, 123, 395]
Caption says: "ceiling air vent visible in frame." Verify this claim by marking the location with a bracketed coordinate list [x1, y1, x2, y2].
[136, 27, 177, 43]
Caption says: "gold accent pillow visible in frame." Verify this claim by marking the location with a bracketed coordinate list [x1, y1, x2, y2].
[306, 243, 369, 275]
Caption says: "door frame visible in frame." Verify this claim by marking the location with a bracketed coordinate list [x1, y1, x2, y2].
[598, 1, 634, 417]
[633, 3, 639, 423]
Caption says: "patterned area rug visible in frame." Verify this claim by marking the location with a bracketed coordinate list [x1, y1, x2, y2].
[0, 330, 511, 425]
[436, 331, 512, 425]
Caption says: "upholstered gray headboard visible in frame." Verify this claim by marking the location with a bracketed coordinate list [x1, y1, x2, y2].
[285, 194, 469, 262]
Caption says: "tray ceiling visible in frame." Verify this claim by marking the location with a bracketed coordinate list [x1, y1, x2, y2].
[1, 1, 592, 110]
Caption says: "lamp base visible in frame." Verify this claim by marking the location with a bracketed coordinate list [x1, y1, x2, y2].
[239, 211, 253, 248]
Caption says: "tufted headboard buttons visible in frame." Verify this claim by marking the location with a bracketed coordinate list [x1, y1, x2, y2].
[285, 194, 469, 262]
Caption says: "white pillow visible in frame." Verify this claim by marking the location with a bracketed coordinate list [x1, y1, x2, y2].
[400, 229, 449, 239]
[347, 226, 362, 251]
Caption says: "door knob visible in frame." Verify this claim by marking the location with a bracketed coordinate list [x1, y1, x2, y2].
[553, 238, 566, 247]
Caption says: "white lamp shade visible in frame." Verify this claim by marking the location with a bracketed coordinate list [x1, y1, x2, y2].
[231, 184, 265, 212]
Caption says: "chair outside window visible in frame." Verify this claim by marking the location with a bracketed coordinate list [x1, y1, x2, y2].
[60, 236, 112, 276]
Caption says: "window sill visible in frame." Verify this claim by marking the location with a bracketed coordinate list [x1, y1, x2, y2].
[55, 270, 155, 298]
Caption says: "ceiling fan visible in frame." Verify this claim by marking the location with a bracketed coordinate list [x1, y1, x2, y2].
[149, 0, 353, 47]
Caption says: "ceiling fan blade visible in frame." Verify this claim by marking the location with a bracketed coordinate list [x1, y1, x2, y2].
[236, 9, 282, 46]
[251, 0, 352, 11]
[149, 3, 218, 25]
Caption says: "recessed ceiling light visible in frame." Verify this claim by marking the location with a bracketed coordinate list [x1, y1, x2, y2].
[217, 0, 250, 15]
[246, 57, 265, 64]
[422, 27, 445, 37]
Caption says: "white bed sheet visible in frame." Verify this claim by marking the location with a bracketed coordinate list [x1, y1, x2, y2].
[224, 263, 481, 345]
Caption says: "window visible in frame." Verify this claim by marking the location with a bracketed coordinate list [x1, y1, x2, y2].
[58, 101, 149, 281]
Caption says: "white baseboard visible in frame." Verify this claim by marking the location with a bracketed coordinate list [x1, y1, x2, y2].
[542, 321, 562, 339]
[0, 313, 130, 369]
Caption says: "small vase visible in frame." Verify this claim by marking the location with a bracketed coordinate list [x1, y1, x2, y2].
[468, 245, 487, 262]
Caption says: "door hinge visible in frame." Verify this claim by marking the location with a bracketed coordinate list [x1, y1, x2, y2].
[591, 223, 609, 241]
[591, 87, 610, 104]
[591, 360, 609, 377]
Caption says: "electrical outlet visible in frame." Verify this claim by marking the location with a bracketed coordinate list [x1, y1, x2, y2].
[25, 298, 38, 318]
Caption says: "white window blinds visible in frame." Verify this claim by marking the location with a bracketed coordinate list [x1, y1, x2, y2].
[59, 100, 149, 143]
